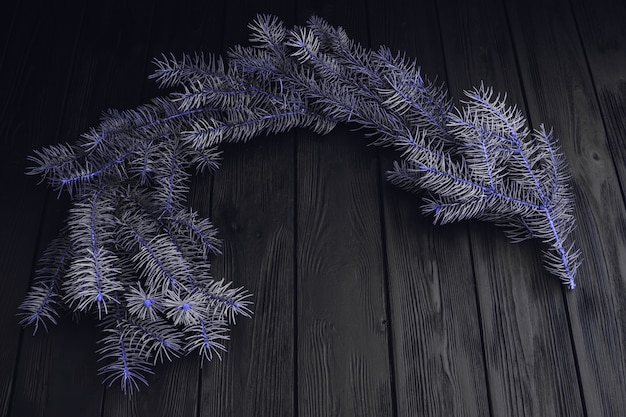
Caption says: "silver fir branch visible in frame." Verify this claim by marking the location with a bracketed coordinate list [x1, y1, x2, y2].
[19, 14, 582, 394]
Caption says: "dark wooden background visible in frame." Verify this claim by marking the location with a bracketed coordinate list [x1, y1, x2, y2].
[1, 0, 625, 416]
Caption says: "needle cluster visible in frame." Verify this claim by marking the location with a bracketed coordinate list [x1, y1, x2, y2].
[19, 15, 581, 394]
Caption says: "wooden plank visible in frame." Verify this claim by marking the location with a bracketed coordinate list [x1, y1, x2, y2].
[197, 3, 298, 417]
[9, 1, 161, 416]
[0, 1, 86, 415]
[12, 196, 103, 416]
[366, 1, 490, 416]
[437, 0, 585, 415]
[95, 2, 220, 416]
[294, 2, 394, 416]
[570, 0, 626, 197]
[0, 0, 20, 66]
[504, 1, 626, 416]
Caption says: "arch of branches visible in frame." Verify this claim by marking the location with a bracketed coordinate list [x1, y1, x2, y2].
[19, 15, 581, 394]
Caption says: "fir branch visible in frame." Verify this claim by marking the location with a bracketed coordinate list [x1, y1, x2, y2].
[119, 314, 185, 364]
[152, 140, 191, 217]
[150, 52, 230, 90]
[162, 288, 207, 326]
[167, 208, 222, 259]
[125, 283, 162, 322]
[118, 224, 186, 292]
[192, 278, 253, 323]
[97, 318, 154, 395]
[184, 315, 230, 363]
[63, 188, 124, 317]
[27, 97, 221, 196]
[189, 146, 222, 174]
[18, 233, 72, 333]
[239, 17, 580, 287]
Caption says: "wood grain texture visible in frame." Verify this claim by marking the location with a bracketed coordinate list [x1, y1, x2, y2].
[505, 1, 626, 416]
[1, 1, 625, 417]
[96, 2, 217, 416]
[570, 0, 626, 196]
[366, 1, 490, 416]
[0, 1, 88, 415]
[202, 141, 297, 414]
[296, 128, 393, 417]
[10, 2, 163, 414]
[438, 0, 585, 416]
[198, 1, 297, 416]
[0, 2, 19, 66]
[295, 2, 393, 416]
